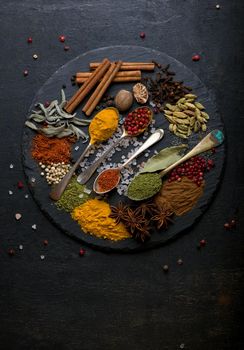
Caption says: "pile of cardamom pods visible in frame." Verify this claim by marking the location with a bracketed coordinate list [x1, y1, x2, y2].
[25, 90, 90, 140]
[163, 94, 209, 139]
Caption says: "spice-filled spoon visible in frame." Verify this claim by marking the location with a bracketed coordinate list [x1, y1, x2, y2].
[93, 129, 164, 195]
[127, 129, 225, 201]
[77, 106, 153, 184]
[50, 107, 119, 200]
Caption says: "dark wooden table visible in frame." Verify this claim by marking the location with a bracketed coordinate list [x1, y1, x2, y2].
[0, 1, 243, 349]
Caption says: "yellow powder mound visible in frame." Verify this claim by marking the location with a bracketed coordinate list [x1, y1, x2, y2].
[72, 198, 130, 241]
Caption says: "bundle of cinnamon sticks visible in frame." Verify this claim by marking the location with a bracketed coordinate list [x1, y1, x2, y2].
[65, 59, 155, 116]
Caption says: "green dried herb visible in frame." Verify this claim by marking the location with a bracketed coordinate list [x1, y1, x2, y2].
[140, 145, 187, 173]
[25, 90, 90, 140]
[56, 176, 90, 212]
[127, 173, 162, 201]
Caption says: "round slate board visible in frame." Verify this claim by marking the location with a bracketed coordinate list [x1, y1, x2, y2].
[22, 45, 225, 253]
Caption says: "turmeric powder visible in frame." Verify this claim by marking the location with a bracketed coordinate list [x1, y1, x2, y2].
[72, 198, 130, 241]
[89, 107, 119, 144]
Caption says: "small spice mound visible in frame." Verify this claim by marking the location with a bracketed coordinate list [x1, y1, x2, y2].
[89, 108, 119, 144]
[127, 173, 162, 201]
[96, 168, 120, 192]
[56, 177, 90, 212]
[72, 199, 130, 241]
[31, 134, 73, 164]
[154, 176, 204, 216]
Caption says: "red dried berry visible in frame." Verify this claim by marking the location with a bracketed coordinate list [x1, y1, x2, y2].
[27, 37, 33, 44]
[224, 222, 231, 230]
[43, 240, 48, 246]
[17, 181, 24, 189]
[192, 54, 201, 62]
[23, 70, 28, 77]
[59, 35, 65, 42]
[200, 239, 206, 247]
[230, 219, 236, 228]
[79, 248, 85, 256]
[140, 32, 146, 39]
[44, 101, 50, 108]
[8, 248, 15, 256]
[64, 45, 70, 51]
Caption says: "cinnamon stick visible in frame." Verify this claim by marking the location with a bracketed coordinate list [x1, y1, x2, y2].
[90, 62, 155, 71]
[65, 58, 111, 114]
[76, 76, 141, 84]
[83, 61, 122, 116]
[76, 70, 141, 78]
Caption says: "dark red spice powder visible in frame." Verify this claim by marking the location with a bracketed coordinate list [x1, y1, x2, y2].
[31, 134, 74, 164]
[97, 169, 120, 192]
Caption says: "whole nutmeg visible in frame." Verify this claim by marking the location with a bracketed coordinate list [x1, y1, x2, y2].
[114, 90, 133, 112]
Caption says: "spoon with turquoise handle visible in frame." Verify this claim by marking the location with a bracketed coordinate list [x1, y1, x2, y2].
[127, 129, 224, 201]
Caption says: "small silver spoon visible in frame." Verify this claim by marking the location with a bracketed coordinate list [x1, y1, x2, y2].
[93, 129, 164, 195]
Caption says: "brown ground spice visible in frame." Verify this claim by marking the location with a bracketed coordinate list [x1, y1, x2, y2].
[154, 176, 204, 216]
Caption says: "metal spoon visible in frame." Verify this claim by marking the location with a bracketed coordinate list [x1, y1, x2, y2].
[77, 107, 153, 185]
[93, 129, 164, 195]
[127, 129, 225, 201]
[49, 142, 93, 201]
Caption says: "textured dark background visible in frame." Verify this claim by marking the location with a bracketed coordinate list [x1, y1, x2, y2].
[0, 1, 243, 349]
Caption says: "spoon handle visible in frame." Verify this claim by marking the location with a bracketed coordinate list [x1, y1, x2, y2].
[50, 142, 93, 200]
[122, 129, 164, 168]
[77, 135, 125, 184]
[160, 129, 224, 177]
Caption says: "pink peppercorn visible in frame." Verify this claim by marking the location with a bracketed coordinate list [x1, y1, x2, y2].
[140, 32, 145, 39]
[64, 46, 70, 51]
[79, 248, 85, 256]
[27, 37, 33, 44]
[59, 35, 65, 42]
[200, 239, 206, 247]
[192, 54, 201, 62]
[23, 70, 28, 76]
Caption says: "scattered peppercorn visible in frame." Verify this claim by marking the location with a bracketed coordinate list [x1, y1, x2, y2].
[43, 240, 48, 246]
[230, 219, 236, 227]
[140, 32, 145, 39]
[33, 54, 38, 60]
[15, 213, 22, 221]
[27, 37, 33, 43]
[192, 54, 201, 62]
[59, 35, 65, 42]
[79, 248, 85, 256]
[23, 70, 29, 77]
[224, 222, 230, 229]
[163, 264, 169, 272]
[216, 4, 220, 9]
[44, 101, 50, 108]
[177, 259, 183, 265]
[8, 248, 15, 256]
[200, 239, 206, 247]
[64, 45, 70, 51]
[17, 181, 24, 189]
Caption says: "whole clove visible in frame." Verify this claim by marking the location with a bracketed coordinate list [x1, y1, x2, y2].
[143, 63, 192, 106]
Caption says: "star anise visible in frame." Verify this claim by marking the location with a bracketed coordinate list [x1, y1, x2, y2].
[134, 201, 158, 218]
[133, 225, 151, 243]
[151, 204, 174, 230]
[109, 202, 129, 224]
[122, 207, 148, 234]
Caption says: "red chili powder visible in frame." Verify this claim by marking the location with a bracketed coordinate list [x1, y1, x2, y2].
[97, 169, 120, 192]
[31, 134, 74, 164]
